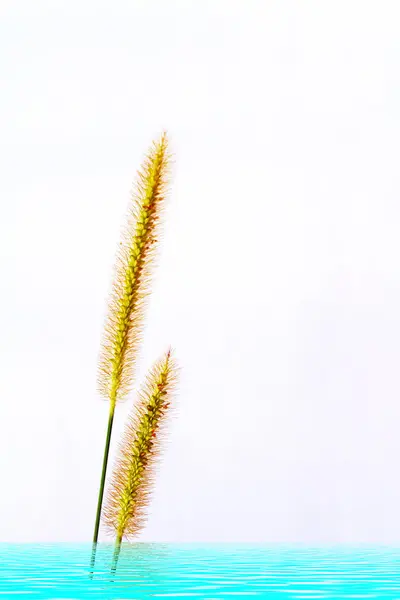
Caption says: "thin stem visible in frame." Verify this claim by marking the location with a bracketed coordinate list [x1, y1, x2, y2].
[94, 405, 116, 541]
[90, 404, 116, 576]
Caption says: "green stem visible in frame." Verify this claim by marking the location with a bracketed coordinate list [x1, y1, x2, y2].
[90, 403, 116, 577]
[93, 404, 116, 542]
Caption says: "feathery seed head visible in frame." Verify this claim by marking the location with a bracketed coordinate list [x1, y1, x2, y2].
[102, 348, 178, 541]
[98, 132, 172, 405]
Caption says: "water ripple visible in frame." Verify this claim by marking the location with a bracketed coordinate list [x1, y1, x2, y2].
[0, 544, 400, 598]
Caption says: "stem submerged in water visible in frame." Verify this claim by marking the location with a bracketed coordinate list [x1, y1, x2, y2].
[89, 542, 97, 580]
[111, 535, 123, 577]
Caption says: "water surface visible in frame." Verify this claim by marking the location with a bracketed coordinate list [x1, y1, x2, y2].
[1, 543, 400, 598]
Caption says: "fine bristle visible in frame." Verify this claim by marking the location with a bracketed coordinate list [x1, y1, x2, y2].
[97, 133, 172, 405]
[102, 349, 179, 541]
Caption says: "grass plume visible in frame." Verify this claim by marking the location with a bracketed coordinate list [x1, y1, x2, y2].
[103, 348, 178, 573]
[98, 131, 171, 405]
[92, 132, 172, 550]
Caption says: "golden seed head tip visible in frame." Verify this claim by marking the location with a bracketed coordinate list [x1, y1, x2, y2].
[97, 134, 173, 403]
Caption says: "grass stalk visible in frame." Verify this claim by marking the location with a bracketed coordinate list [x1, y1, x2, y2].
[91, 132, 172, 571]
[103, 349, 178, 574]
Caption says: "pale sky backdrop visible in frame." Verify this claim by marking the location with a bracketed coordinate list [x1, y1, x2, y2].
[1, 0, 400, 544]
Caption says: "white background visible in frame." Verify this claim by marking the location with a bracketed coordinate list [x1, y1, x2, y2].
[1, 0, 400, 543]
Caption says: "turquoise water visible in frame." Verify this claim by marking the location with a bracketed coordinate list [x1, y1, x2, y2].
[1, 544, 400, 598]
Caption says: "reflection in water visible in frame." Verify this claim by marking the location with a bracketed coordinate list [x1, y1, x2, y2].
[1, 543, 400, 598]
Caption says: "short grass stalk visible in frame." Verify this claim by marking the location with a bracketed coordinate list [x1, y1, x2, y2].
[103, 349, 178, 574]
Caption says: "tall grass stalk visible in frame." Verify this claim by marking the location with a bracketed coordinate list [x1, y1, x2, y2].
[91, 132, 171, 571]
